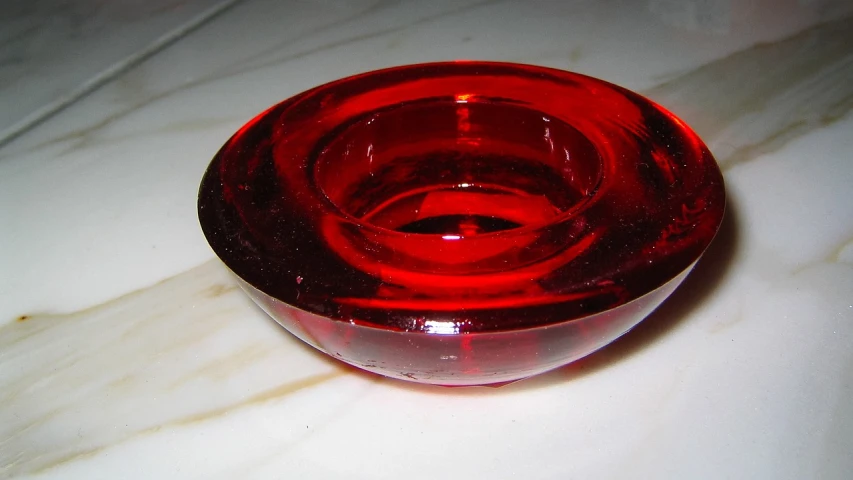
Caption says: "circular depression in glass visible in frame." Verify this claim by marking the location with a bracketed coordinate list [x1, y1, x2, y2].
[198, 61, 725, 386]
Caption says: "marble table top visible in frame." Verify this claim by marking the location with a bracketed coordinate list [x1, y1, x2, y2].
[0, 0, 240, 146]
[1, 1, 852, 478]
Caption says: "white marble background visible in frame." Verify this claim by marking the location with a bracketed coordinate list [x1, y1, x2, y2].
[0, 0, 240, 145]
[1, 0, 852, 478]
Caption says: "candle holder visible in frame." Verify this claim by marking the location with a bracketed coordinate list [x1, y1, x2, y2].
[198, 62, 725, 386]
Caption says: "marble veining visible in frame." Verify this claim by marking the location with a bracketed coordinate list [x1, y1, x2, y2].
[0, 0, 242, 146]
[0, 261, 349, 476]
[0, 0, 852, 478]
[646, 14, 853, 169]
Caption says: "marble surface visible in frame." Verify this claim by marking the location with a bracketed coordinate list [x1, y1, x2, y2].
[0, 0, 241, 145]
[1, 0, 852, 478]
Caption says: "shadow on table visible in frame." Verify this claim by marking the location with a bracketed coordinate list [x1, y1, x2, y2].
[381, 196, 742, 396]
[515, 197, 741, 391]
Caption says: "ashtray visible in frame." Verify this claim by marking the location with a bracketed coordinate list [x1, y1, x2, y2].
[198, 61, 725, 386]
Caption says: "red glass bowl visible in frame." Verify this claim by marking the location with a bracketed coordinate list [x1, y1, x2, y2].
[198, 61, 725, 386]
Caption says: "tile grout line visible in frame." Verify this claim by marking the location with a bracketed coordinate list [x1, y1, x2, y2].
[0, 0, 247, 150]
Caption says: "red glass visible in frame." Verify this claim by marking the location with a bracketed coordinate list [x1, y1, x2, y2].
[198, 62, 725, 386]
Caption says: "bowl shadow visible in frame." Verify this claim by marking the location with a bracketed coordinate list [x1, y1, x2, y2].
[506, 195, 741, 392]
[375, 196, 741, 396]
